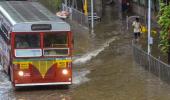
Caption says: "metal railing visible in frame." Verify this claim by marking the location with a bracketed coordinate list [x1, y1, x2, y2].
[62, 3, 89, 27]
[132, 41, 170, 84]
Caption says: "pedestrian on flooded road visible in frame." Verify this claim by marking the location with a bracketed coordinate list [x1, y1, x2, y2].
[132, 17, 142, 42]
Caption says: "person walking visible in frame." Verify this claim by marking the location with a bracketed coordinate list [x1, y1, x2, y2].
[132, 17, 142, 42]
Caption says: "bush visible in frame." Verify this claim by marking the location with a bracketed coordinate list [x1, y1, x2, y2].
[38, 0, 62, 13]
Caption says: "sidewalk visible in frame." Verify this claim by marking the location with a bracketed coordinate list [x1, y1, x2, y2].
[125, 12, 166, 62]
[135, 18, 167, 63]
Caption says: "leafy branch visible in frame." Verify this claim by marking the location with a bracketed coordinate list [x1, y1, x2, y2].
[158, 1, 170, 53]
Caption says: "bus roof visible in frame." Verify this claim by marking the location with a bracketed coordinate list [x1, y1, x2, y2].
[0, 1, 70, 32]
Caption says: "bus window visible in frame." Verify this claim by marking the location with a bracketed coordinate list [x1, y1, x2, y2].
[44, 32, 68, 48]
[15, 34, 40, 48]
[43, 32, 69, 56]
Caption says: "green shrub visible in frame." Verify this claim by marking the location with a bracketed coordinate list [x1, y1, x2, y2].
[38, 0, 62, 13]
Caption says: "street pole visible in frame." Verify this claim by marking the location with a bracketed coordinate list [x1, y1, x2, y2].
[65, 0, 67, 6]
[91, 0, 94, 29]
[84, 0, 88, 15]
[148, 0, 151, 54]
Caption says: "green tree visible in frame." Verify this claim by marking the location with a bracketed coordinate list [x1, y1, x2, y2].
[158, 0, 170, 64]
[39, 0, 62, 13]
[51, 0, 62, 11]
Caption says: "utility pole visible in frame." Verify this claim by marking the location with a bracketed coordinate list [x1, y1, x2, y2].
[65, 0, 67, 5]
[91, 0, 94, 29]
[83, 0, 94, 30]
[148, 0, 151, 54]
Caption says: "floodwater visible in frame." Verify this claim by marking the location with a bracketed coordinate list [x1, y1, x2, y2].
[1, 1, 170, 100]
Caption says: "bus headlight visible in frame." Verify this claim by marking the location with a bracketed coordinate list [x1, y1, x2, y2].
[62, 69, 68, 75]
[18, 71, 24, 76]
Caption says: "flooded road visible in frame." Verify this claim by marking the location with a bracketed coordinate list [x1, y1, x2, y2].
[72, 2, 170, 100]
[1, 1, 170, 100]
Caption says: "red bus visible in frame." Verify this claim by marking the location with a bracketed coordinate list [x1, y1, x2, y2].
[0, 1, 73, 87]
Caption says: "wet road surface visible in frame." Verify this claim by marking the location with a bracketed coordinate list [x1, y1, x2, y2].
[1, 1, 170, 100]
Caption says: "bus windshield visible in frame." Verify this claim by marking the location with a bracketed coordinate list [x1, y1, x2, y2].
[15, 33, 40, 48]
[14, 33, 41, 57]
[43, 32, 69, 56]
[14, 32, 69, 57]
[44, 32, 68, 48]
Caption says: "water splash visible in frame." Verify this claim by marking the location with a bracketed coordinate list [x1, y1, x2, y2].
[72, 70, 90, 85]
[0, 65, 12, 90]
[0, 65, 13, 100]
[73, 37, 118, 64]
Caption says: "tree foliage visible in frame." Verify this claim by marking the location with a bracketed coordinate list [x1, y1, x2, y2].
[158, 1, 170, 53]
[39, 0, 62, 12]
[51, 0, 62, 10]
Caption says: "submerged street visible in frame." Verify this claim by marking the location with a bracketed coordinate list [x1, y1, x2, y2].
[1, 1, 170, 100]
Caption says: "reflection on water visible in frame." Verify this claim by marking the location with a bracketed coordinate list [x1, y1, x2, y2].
[14, 88, 72, 100]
